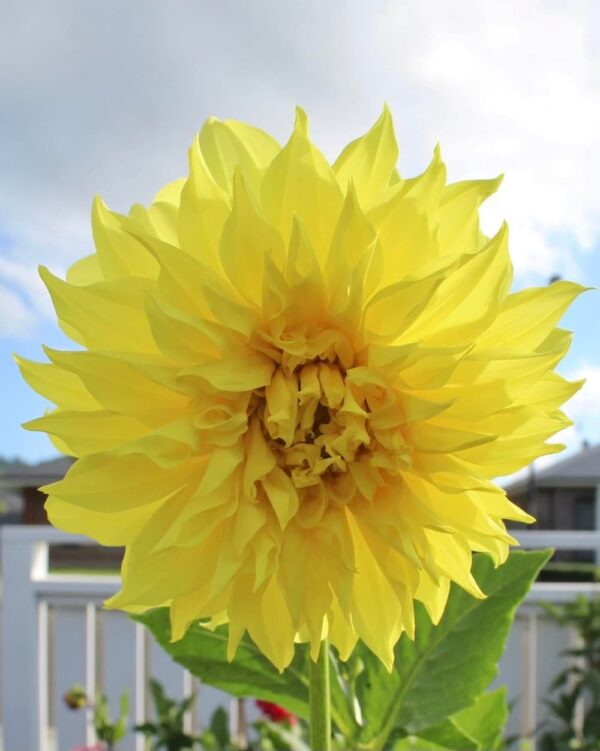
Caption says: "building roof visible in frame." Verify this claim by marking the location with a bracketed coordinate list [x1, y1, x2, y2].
[0, 456, 74, 488]
[505, 443, 600, 495]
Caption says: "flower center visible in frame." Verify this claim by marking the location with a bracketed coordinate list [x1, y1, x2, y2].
[252, 359, 412, 500]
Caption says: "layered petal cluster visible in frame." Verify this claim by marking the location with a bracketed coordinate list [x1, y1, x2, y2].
[19, 108, 583, 670]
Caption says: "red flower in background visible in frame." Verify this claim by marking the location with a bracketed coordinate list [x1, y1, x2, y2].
[256, 700, 298, 725]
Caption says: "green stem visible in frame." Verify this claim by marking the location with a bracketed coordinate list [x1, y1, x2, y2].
[309, 639, 331, 751]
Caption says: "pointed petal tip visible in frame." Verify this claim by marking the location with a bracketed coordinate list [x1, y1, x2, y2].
[570, 378, 587, 394]
[38, 265, 55, 287]
[382, 651, 395, 673]
[293, 106, 309, 136]
[188, 131, 205, 158]
[204, 116, 235, 141]
[226, 639, 239, 662]
[378, 102, 394, 126]
[428, 143, 446, 174]
[91, 194, 111, 222]
[309, 640, 321, 663]
[21, 417, 37, 432]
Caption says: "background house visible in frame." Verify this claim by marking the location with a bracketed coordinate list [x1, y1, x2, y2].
[0, 456, 122, 572]
[504, 443, 600, 575]
[0, 456, 73, 524]
[504, 443, 600, 531]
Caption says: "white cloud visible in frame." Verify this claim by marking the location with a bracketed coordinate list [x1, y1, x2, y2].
[366, 1, 600, 281]
[0, 281, 37, 337]
[564, 363, 600, 437]
[0, 0, 599, 337]
[0, 257, 54, 320]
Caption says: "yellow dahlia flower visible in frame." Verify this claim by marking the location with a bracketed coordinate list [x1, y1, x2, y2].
[19, 107, 582, 671]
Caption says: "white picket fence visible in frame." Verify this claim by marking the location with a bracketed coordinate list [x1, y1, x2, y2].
[1, 526, 251, 751]
[1, 525, 600, 751]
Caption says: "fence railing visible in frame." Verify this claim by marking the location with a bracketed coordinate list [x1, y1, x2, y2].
[1, 526, 247, 751]
[1, 525, 600, 751]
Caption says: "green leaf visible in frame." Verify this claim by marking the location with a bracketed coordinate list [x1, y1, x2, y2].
[354, 550, 550, 750]
[149, 678, 172, 720]
[133, 721, 157, 735]
[395, 690, 509, 751]
[411, 718, 479, 750]
[114, 690, 130, 742]
[210, 707, 230, 747]
[452, 687, 509, 750]
[256, 721, 310, 751]
[392, 734, 457, 751]
[135, 550, 546, 751]
[175, 692, 196, 724]
[132, 610, 357, 738]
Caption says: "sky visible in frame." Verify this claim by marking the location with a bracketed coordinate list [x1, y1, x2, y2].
[1, 0, 599, 465]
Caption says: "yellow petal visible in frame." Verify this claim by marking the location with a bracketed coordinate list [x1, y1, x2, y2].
[348, 513, 404, 671]
[247, 577, 295, 671]
[46, 496, 162, 546]
[199, 116, 279, 194]
[67, 254, 103, 285]
[184, 352, 275, 392]
[262, 107, 343, 259]
[44, 348, 189, 425]
[178, 135, 231, 267]
[91, 196, 158, 280]
[326, 184, 380, 298]
[40, 266, 159, 353]
[220, 169, 285, 304]
[401, 223, 512, 346]
[333, 105, 398, 206]
[439, 175, 503, 257]
[262, 466, 299, 529]
[476, 281, 588, 352]
[24, 409, 148, 456]
[367, 146, 445, 283]
[43, 453, 202, 512]
[424, 529, 484, 599]
[15, 355, 98, 410]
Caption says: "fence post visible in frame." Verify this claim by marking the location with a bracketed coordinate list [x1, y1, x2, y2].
[1, 525, 48, 751]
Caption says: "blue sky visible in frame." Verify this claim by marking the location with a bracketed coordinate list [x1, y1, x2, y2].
[1, 0, 600, 464]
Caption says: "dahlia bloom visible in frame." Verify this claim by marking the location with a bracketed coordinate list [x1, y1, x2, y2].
[19, 107, 582, 671]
